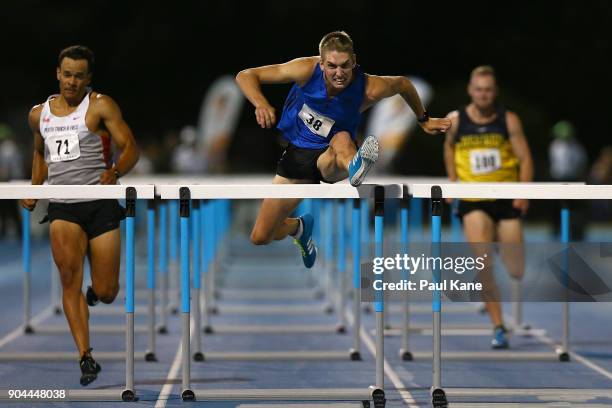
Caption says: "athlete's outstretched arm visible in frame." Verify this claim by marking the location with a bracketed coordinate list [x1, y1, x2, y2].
[507, 111, 534, 214]
[94, 95, 139, 184]
[362, 75, 451, 135]
[21, 106, 48, 211]
[236, 57, 318, 129]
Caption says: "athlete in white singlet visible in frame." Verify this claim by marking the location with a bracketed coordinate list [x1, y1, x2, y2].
[21, 45, 139, 386]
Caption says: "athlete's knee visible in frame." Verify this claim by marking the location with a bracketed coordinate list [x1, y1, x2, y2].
[332, 130, 352, 144]
[250, 228, 273, 246]
[55, 259, 82, 289]
[97, 284, 119, 304]
[333, 132, 354, 149]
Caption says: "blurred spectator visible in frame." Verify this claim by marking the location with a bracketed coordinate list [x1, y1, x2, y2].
[548, 120, 588, 240]
[196, 75, 244, 173]
[155, 129, 180, 173]
[549, 120, 588, 181]
[171, 126, 206, 174]
[0, 123, 24, 238]
[588, 146, 612, 220]
[364, 76, 432, 174]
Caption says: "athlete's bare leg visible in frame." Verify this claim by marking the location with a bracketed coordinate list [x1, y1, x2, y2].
[88, 228, 121, 304]
[250, 175, 311, 245]
[497, 218, 525, 280]
[462, 210, 504, 327]
[250, 131, 364, 246]
[50, 220, 90, 357]
[316, 131, 357, 183]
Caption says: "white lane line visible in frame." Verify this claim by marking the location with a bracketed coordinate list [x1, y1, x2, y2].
[155, 317, 196, 408]
[503, 311, 612, 383]
[0, 306, 53, 348]
[529, 329, 612, 382]
[569, 352, 612, 382]
[154, 341, 182, 408]
[347, 312, 418, 408]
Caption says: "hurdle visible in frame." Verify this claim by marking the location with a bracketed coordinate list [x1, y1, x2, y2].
[7, 193, 158, 361]
[207, 197, 347, 333]
[15, 185, 156, 343]
[209, 197, 334, 321]
[368, 178, 501, 347]
[0, 184, 154, 402]
[411, 182, 612, 407]
[202, 196, 347, 334]
[158, 182, 401, 406]
[196, 193, 357, 340]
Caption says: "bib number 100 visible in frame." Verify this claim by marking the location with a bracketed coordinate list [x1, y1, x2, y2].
[469, 149, 501, 174]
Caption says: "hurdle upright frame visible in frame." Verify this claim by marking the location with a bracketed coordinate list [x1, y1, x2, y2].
[411, 182, 612, 408]
[0, 184, 155, 402]
[158, 183, 402, 407]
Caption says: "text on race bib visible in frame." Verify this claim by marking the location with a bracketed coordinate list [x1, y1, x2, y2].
[46, 131, 81, 162]
[298, 104, 335, 138]
[469, 148, 501, 174]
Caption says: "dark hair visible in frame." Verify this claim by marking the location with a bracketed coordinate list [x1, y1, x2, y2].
[58, 45, 95, 73]
[319, 31, 354, 57]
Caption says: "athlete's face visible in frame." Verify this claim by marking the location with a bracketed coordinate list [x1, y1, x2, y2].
[56, 58, 91, 103]
[468, 74, 497, 110]
[320, 50, 355, 91]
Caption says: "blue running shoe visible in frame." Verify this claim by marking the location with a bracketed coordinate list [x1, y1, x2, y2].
[349, 135, 379, 187]
[491, 325, 509, 349]
[294, 213, 317, 268]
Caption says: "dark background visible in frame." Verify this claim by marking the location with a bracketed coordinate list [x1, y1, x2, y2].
[2, 0, 611, 177]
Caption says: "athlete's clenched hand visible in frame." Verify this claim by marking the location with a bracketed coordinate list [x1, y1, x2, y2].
[420, 117, 452, 135]
[255, 103, 276, 129]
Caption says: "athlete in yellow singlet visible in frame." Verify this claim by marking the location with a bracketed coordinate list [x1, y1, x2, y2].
[444, 66, 534, 349]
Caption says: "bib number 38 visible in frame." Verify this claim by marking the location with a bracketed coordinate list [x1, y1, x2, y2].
[298, 104, 335, 138]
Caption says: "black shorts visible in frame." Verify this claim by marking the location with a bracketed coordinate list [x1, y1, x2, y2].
[456, 200, 521, 223]
[276, 143, 329, 183]
[47, 200, 126, 240]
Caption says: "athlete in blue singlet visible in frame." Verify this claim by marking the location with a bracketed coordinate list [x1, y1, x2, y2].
[236, 31, 451, 268]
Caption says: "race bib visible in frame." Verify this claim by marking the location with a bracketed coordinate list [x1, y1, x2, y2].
[469, 148, 501, 174]
[298, 103, 335, 138]
[46, 132, 81, 162]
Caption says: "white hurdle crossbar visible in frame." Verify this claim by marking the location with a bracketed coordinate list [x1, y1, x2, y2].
[0, 184, 154, 402]
[159, 182, 402, 406]
[412, 182, 612, 408]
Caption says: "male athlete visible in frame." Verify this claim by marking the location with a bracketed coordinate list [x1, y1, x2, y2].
[444, 66, 533, 348]
[21, 45, 139, 385]
[236, 31, 450, 267]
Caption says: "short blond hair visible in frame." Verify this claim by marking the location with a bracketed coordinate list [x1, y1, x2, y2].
[319, 31, 354, 57]
[470, 65, 496, 81]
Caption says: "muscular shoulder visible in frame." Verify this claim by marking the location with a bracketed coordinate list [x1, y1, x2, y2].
[288, 57, 319, 85]
[28, 104, 44, 130]
[361, 75, 401, 110]
[445, 110, 460, 138]
[363, 74, 392, 99]
[505, 110, 520, 124]
[89, 92, 121, 117]
[505, 110, 523, 133]
[447, 110, 460, 121]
